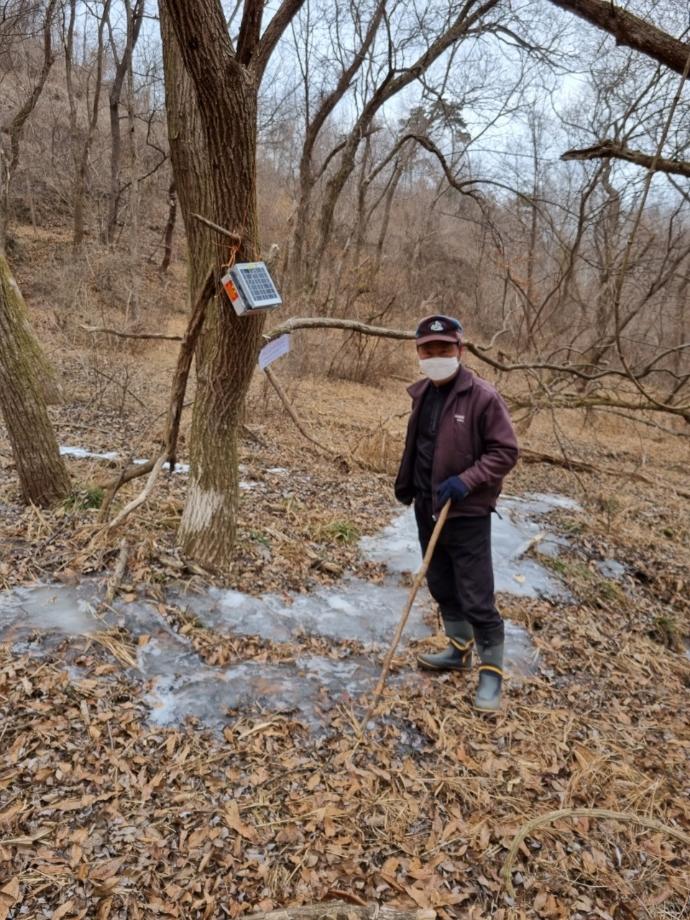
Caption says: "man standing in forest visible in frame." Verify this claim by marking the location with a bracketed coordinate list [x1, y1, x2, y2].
[395, 315, 518, 711]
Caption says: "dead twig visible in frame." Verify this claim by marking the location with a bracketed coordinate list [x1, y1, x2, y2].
[100, 454, 166, 535]
[104, 538, 129, 603]
[191, 212, 242, 244]
[502, 806, 690, 898]
[245, 902, 435, 920]
[520, 447, 690, 499]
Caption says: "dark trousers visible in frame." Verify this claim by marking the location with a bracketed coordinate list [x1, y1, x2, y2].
[414, 498, 504, 647]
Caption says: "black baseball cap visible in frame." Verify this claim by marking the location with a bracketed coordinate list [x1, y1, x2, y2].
[415, 314, 464, 345]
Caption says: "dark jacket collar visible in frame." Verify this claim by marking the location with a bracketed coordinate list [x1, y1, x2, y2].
[407, 364, 474, 400]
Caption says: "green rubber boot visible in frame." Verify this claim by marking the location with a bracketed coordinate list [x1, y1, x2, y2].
[417, 620, 474, 672]
[474, 641, 504, 712]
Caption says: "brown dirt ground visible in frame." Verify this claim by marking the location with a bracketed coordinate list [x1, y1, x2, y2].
[0, 227, 689, 919]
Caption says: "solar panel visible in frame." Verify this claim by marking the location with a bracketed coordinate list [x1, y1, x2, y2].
[230, 262, 282, 309]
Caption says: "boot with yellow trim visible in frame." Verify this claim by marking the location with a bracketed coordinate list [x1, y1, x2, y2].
[417, 619, 474, 672]
[474, 641, 504, 712]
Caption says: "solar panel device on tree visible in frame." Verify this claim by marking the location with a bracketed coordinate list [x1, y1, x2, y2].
[222, 262, 283, 316]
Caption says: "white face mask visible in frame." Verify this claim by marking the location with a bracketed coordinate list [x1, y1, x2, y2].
[419, 356, 460, 382]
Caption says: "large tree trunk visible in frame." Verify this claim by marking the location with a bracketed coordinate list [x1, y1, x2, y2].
[0, 255, 70, 506]
[159, 1, 266, 571]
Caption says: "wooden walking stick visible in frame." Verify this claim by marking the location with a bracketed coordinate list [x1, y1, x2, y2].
[358, 500, 451, 733]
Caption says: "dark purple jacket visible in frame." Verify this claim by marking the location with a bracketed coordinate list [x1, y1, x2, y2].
[395, 366, 518, 517]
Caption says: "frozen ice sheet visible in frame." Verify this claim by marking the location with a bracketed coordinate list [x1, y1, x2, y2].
[361, 494, 576, 598]
[0, 491, 590, 731]
[60, 446, 119, 462]
[185, 578, 429, 646]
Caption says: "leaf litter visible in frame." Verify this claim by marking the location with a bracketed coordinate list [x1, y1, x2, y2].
[0, 374, 689, 918]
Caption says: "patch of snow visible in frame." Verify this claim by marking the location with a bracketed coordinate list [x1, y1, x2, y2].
[60, 446, 120, 462]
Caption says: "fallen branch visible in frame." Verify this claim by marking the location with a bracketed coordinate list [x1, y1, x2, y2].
[263, 366, 340, 460]
[520, 447, 597, 473]
[510, 394, 689, 424]
[164, 268, 216, 470]
[264, 316, 415, 345]
[520, 447, 690, 499]
[81, 325, 182, 342]
[246, 902, 435, 920]
[97, 267, 215, 499]
[83, 315, 689, 424]
[104, 538, 129, 603]
[501, 806, 690, 898]
[262, 319, 689, 415]
[103, 454, 166, 533]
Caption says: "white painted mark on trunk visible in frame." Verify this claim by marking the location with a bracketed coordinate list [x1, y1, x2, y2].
[180, 481, 224, 534]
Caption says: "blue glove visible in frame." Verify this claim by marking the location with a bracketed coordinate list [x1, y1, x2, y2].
[437, 476, 470, 506]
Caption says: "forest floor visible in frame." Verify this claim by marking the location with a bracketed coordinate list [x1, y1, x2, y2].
[0, 227, 689, 919]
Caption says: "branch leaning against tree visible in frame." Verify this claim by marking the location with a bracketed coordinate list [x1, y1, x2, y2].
[87, 267, 216, 529]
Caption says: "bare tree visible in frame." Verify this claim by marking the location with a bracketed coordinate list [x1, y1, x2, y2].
[159, 0, 305, 570]
[104, 0, 145, 244]
[0, 0, 58, 253]
[288, 0, 387, 287]
[308, 0, 504, 288]
[63, 0, 112, 247]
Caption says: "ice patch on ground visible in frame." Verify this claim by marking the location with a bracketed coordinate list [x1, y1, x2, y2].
[59, 446, 190, 474]
[0, 491, 587, 731]
[361, 494, 577, 598]
[60, 446, 120, 462]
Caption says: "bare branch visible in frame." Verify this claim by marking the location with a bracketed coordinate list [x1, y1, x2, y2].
[546, 0, 690, 76]
[562, 140, 690, 178]
[191, 212, 242, 245]
[254, 0, 308, 83]
[236, 0, 264, 66]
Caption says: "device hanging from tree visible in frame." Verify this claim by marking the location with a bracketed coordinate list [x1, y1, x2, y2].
[222, 261, 282, 316]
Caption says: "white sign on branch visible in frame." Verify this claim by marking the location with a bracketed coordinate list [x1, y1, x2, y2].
[259, 334, 291, 371]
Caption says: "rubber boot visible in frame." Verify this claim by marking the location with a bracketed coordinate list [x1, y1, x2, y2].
[474, 641, 504, 712]
[417, 620, 474, 672]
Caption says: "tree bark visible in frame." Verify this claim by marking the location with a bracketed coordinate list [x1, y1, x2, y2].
[0, 255, 70, 506]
